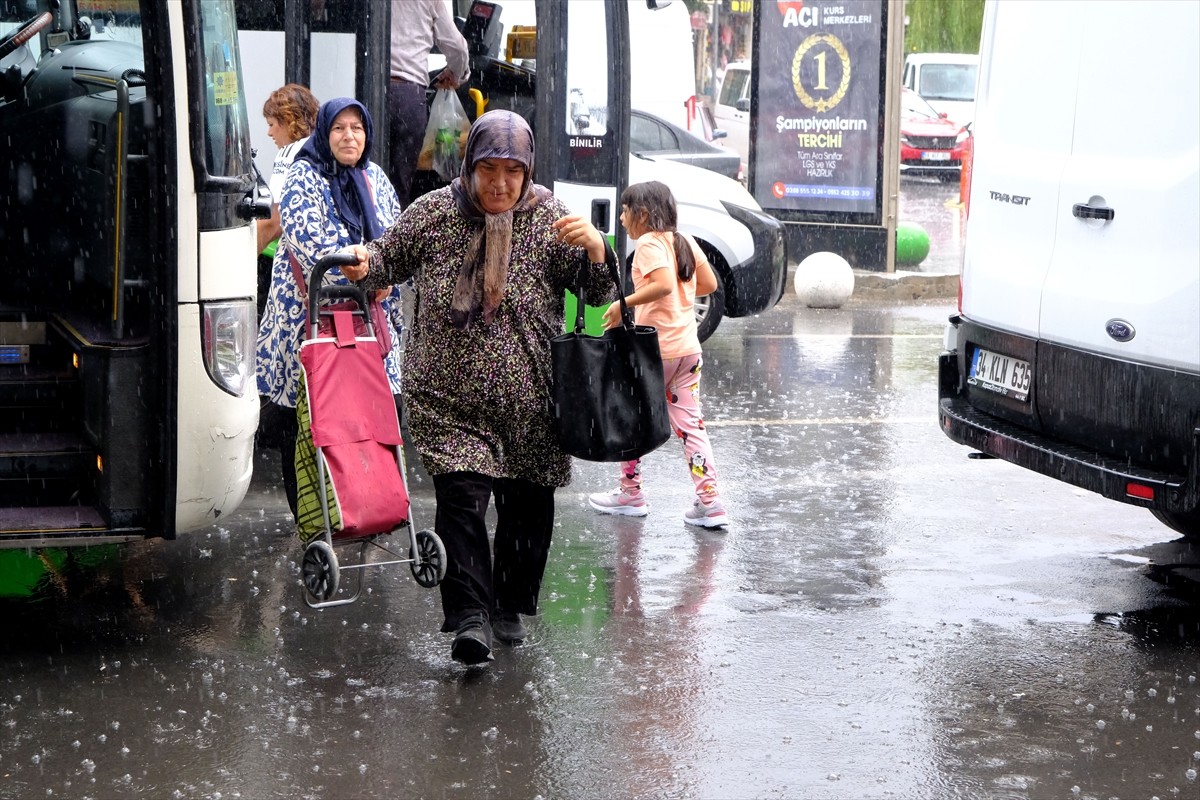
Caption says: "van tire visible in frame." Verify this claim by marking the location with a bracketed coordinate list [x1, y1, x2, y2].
[695, 267, 725, 343]
[1150, 509, 1200, 541]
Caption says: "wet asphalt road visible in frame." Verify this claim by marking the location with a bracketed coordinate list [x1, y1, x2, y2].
[2, 180, 1200, 800]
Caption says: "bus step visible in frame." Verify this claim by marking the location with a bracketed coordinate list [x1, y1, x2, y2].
[0, 363, 81, 433]
[0, 506, 143, 549]
[0, 431, 93, 480]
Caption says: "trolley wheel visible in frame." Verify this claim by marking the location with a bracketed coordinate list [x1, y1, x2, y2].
[410, 529, 447, 588]
[301, 539, 340, 602]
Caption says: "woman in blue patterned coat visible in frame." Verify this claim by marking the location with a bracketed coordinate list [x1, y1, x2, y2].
[256, 97, 407, 519]
[342, 110, 615, 666]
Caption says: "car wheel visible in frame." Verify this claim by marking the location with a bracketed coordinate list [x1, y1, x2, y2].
[695, 267, 725, 343]
[1150, 509, 1200, 541]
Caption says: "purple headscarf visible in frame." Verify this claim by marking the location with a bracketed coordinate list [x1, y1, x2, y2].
[448, 110, 552, 329]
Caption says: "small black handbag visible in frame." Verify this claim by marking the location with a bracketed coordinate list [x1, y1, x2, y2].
[550, 253, 672, 462]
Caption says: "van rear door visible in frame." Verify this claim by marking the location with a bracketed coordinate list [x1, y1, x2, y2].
[1038, 0, 1200, 371]
[961, 1, 1081, 337]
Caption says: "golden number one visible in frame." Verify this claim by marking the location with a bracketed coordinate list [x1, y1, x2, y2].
[814, 50, 828, 91]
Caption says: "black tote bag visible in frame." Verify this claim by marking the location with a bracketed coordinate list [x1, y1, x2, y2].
[550, 253, 671, 462]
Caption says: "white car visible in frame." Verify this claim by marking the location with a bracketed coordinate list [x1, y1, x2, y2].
[627, 152, 786, 342]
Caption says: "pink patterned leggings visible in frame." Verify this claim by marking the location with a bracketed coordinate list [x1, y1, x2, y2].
[618, 353, 721, 502]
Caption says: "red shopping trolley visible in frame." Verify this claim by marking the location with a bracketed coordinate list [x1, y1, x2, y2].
[293, 253, 445, 608]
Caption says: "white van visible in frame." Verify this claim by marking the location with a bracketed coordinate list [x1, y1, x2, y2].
[712, 60, 750, 172]
[938, 1, 1200, 539]
[901, 52, 977, 127]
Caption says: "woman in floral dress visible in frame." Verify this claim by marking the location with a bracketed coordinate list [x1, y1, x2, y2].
[256, 97, 406, 519]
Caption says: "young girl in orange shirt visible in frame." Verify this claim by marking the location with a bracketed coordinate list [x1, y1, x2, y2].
[587, 181, 728, 528]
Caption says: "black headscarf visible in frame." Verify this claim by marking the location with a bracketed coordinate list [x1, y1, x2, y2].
[293, 97, 383, 243]
[448, 110, 552, 329]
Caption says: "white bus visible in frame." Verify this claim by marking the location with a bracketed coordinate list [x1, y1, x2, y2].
[0, 0, 265, 547]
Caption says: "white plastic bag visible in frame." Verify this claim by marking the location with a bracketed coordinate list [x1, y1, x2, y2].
[418, 89, 470, 182]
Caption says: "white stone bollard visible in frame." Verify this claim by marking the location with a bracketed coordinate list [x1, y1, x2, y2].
[794, 251, 855, 308]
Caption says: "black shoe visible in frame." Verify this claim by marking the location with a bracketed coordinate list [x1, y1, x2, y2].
[451, 619, 494, 665]
[492, 612, 528, 645]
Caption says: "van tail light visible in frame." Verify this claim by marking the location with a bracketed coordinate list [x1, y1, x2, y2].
[1126, 482, 1154, 501]
[960, 133, 974, 217]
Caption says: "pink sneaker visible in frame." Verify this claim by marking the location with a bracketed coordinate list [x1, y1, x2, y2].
[684, 498, 729, 528]
[587, 489, 649, 517]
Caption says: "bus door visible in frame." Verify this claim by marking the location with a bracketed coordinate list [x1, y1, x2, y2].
[409, 0, 631, 257]
[531, 0, 628, 258]
[235, 0, 390, 184]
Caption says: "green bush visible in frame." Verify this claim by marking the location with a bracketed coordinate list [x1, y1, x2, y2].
[903, 0, 984, 54]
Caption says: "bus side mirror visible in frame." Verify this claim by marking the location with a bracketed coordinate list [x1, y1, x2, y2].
[237, 181, 273, 221]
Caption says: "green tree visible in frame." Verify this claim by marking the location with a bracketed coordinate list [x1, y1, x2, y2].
[903, 0, 984, 54]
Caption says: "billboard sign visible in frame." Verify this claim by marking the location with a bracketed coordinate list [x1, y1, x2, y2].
[750, 0, 888, 224]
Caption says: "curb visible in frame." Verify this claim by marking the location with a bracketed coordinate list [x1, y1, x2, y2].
[783, 266, 959, 305]
[849, 269, 958, 302]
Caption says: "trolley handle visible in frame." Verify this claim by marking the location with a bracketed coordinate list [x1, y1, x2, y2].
[308, 253, 373, 337]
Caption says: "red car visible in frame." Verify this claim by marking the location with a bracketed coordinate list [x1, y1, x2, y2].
[899, 87, 970, 181]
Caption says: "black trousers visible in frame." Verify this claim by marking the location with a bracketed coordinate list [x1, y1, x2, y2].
[259, 400, 299, 518]
[432, 471, 556, 633]
[386, 81, 428, 208]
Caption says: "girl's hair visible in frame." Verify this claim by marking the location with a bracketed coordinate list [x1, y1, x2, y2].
[621, 180, 696, 281]
[263, 84, 319, 144]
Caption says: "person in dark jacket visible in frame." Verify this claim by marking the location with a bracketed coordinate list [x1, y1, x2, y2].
[341, 110, 615, 666]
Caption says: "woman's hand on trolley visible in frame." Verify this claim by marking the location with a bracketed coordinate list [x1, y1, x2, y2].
[339, 244, 370, 281]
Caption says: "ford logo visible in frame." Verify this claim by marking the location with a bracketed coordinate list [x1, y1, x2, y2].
[1105, 319, 1135, 342]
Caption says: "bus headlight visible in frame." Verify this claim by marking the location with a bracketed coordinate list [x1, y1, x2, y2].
[201, 300, 255, 397]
